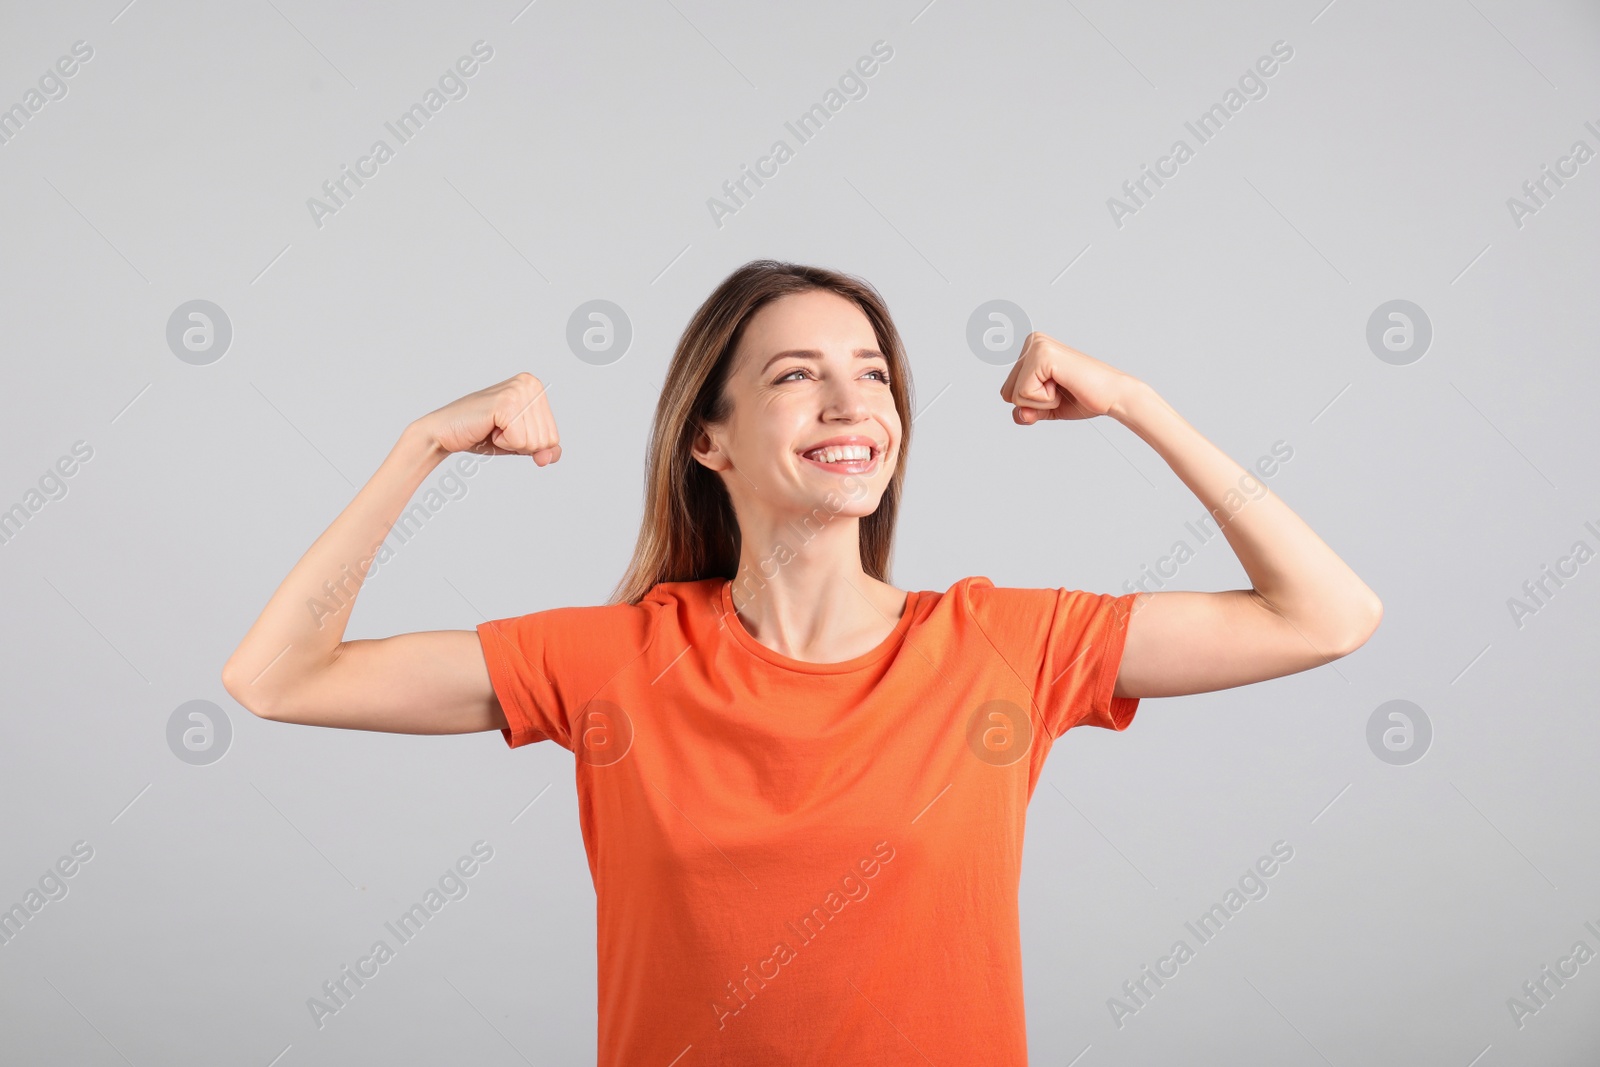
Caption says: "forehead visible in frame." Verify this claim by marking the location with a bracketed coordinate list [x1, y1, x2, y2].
[734, 289, 877, 368]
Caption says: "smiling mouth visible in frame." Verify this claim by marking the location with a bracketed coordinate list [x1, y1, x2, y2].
[799, 444, 880, 473]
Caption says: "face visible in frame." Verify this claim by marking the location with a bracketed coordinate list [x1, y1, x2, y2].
[693, 288, 901, 525]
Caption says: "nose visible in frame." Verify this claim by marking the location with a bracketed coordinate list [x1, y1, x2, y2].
[821, 377, 870, 422]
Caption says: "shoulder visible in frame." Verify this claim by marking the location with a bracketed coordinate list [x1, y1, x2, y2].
[933, 576, 1119, 653]
[486, 578, 717, 641]
[479, 579, 721, 687]
[943, 574, 1109, 612]
[912, 575, 1059, 649]
[939, 574, 1057, 616]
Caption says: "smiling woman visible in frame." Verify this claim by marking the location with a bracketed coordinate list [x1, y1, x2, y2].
[222, 258, 1381, 1066]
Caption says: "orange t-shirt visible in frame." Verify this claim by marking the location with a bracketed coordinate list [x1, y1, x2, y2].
[476, 575, 1140, 1065]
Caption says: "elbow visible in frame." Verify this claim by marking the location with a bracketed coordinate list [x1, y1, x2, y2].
[1330, 593, 1383, 658]
[221, 659, 279, 720]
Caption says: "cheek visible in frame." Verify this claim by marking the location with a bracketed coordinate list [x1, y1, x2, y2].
[877, 409, 902, 452]
[749, 399, 807, 445]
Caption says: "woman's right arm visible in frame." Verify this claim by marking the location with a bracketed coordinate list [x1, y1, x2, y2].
[220, 373, 561, 734]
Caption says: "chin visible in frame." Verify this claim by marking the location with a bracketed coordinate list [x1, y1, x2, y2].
[813, 491, 881, 518]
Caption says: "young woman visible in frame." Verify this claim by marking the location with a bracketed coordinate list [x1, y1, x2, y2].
[222, 260, 1381, 1064]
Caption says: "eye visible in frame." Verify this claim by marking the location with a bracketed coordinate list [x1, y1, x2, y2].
[775, 366, 892, 384]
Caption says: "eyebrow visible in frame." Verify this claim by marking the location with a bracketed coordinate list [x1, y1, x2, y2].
[760, 348, 889, 374]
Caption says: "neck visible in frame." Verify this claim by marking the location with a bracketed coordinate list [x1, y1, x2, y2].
[724, 511, 902, 660]
[729, 507, 866, 609]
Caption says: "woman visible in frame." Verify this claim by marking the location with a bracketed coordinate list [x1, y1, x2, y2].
[222, 260, 1381, 1064]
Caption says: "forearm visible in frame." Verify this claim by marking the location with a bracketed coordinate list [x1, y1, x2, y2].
[222, 422, 450, 712]
[1111, 381, 1380, 647]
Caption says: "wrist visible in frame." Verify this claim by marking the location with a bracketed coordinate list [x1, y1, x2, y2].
[396, 419, 450, 472]
[1108, 377, 1155, 424]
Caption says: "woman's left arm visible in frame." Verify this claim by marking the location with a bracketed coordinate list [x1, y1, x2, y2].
[1000, 332, 1383, 700]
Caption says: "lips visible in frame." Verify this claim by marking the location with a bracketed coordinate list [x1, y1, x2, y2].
[798, 435, 883, 474]
[798, 435, 882, 459]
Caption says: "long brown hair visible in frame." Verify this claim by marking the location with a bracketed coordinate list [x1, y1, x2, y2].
[608, 260, 915, 606]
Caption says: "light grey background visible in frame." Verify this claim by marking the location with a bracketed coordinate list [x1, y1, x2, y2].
[2, 0, 1597, 1064]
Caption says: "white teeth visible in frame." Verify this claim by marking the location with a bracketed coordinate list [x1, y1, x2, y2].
[805, 445, 872, 464]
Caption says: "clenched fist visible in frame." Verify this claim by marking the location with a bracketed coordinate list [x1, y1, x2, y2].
[414, 373, 562, 465]
[999, 333, 1143, 425]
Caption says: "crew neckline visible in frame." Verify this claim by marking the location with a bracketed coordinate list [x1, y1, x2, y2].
[717, 579, 921, 674]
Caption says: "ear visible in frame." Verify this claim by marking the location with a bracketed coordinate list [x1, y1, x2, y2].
[689, 422, 731, 472]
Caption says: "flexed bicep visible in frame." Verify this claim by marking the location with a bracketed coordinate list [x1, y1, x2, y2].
[1114, 589, 1375, 699]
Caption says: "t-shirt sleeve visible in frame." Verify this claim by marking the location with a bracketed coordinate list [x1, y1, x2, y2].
[476, 603, 653, 751]
[964, 578, 1141, 739]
